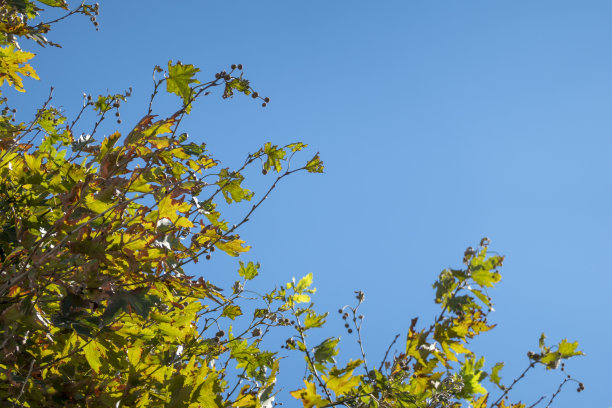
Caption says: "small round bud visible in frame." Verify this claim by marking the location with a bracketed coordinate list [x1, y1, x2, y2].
[348, 329, 353, 334]
[262, 103, 267, 107]
[338, 309, 342, 314]
[117, 119, 121, 124]
[252, 92, 259, 98]
[344, 323, 349, 328]
[206, 254, 211, 260]
[252, 328, 262, 337]
[264, 97, 270, 103]
[237, 64, 243, 70]
[231, 64, 237, 70]
[216, 330, 225, 338]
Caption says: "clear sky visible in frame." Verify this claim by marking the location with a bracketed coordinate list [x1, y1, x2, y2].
[11, 1, 611, 405]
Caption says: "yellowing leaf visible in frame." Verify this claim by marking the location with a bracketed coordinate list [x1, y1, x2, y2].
[304, 311, 327, 329]
[127, 344, 143, 367]
[166, 61, 200, 108]
[85, 195, 114, 214]
[83, 340, 106, 374]
[323, 368, 361, 397]
[449, 342, 472, 356]
[158, 195, 191, 223]
[305, 154, 324, 173]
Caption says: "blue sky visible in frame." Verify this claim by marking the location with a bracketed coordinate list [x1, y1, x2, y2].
[12, 1, 612, 405]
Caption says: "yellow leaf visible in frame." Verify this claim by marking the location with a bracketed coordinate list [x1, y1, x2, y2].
[215, 238, 250, 257]
[0, 45, 39, 92]
[295, 273, 313, 293]
[175, 216, 195, 228]
[474, 394, 488, 408]
[290, 381, 330, 408]
[233, 385, 257, 407]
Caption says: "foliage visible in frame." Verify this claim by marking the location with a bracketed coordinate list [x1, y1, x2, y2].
[0, 2, 583, 407]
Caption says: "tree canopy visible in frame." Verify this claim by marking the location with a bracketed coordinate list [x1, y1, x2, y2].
[0, 2, 583, 407]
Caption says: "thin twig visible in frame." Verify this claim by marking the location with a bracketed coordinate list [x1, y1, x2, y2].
[378, 334, 400, 372]
[527, 395, 546, 408]
[491, 363, 535, 407]
[12, 358, 35, 407]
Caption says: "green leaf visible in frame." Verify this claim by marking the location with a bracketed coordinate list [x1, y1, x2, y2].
[36, 0, 68, 8]
[223, 77, 251, 98]
[287, 142, 307, 152]
[305, 154, 324, 173]
[539, 332, 548, 352]
[490, 362, 504, 388]
[221, 304, 243, 320]
[166, 60, 200, 109]
[238, 261, 259, 280]
[100, 288, 159, 325]
[459, 356, 488, 398]
[304, 311, 327, 330]
[262, 142, 286, 173]
[313, 337, 339, 366]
